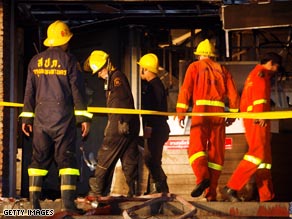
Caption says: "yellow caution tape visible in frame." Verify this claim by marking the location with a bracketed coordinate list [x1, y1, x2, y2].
[1, 101, 292, 119]
[88, 107, 292, 119]
[0, 101, 24, 107]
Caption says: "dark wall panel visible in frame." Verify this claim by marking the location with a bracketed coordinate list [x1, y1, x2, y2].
[222, 2, 292, 30]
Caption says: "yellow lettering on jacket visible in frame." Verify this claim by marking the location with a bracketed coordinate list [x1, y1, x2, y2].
[34, 57, 66, 77]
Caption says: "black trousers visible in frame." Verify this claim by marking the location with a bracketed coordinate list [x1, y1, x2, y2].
[93, 132, 139, 196]
[29, 118, 78, 171]
[144, 124, 169, 183]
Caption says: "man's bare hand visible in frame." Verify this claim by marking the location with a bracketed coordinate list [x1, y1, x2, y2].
[179, 119, 185, 128]
[22, 123, 33, 136]
[254, 119, 267, 127]
[81, 122, 90, 137]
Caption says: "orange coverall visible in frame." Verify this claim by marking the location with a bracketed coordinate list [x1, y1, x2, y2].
[227, 64, 274, 202]
[176, 58, 239, 200]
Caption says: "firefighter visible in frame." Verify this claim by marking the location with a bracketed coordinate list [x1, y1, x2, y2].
[223, 52, 282, 202]
[20, 20, 92, 214]
[84, 50, 140, 198]
[176, 39, 240, 201]
[137, 53, 170, 194]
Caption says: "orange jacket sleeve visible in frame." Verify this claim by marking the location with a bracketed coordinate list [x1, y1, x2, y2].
[240, 65, 270, 113]
[176, 63, 196, 120]
[223, 66, 240, 112]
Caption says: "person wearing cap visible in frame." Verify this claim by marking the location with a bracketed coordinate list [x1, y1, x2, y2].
[83, 50, 140, 198]
[176, 39, 240, 201]
[137, 53, 170, 194]
[20, 20, 92, 214]
[222, 52, 282, 202]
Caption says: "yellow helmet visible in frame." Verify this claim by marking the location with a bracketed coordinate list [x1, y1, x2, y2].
[43, 20, 73, 47]
[137, 53, 159, 74]
[194, 39, 216, 57]
[86, 50, 109, 74]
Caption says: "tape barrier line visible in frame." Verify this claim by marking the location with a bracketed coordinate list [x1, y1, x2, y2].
[0, 101, 24, 107]
[88, 107, 292, 119]
[1, 101, 292, 119]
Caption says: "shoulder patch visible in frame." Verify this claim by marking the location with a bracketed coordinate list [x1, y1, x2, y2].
[114, 77, 122, 87]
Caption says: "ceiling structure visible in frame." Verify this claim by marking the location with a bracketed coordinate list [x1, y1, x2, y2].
[14, 0, 292, 66]
[15, 0, 226, 30]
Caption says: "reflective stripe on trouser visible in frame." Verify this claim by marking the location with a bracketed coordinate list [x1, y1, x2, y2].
[227, 155, 262, 191]
[28, 168, 48, 176]
[228, 118, 272, 195]
[204, 162, 223, 200]
[189, 117, 225, 187]
[59, 168, 80, 176]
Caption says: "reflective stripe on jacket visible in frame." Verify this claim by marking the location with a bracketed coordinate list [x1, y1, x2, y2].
[21, 47, 91, 126]
[240, 64, 271, 113]
[176, 58, 239, 118]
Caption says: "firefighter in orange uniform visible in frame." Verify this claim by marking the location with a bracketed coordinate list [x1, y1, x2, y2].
[176, 39, 240, 201]
[223, 52, 282, 202]
[20, 20, 92, 214]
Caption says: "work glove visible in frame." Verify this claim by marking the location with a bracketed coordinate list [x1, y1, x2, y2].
[118, 121, 130, 135]
[254, 119, 267, 127]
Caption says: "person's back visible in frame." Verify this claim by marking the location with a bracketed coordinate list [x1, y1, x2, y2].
[21, 20, 91, 214]
[141, 76, 168, 127]
[26, 47, 79, 128]
[182, 57, 236, 113]
[240, 64, 272, 113]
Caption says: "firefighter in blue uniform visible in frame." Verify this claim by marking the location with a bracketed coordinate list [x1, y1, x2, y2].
[84, 50, 140, 197]
[20, 20, 92, 214]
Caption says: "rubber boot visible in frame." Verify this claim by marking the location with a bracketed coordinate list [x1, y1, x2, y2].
[61, 175, 85, 215]
[29, 176, 42, 209]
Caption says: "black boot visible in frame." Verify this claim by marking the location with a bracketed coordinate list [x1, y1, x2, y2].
[222, 186, 240, 202]
[191, 178, 210, 197]
[60, 175, 85, 215]
[156, 180, 169, 194]
[29, 176, 42, 209]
